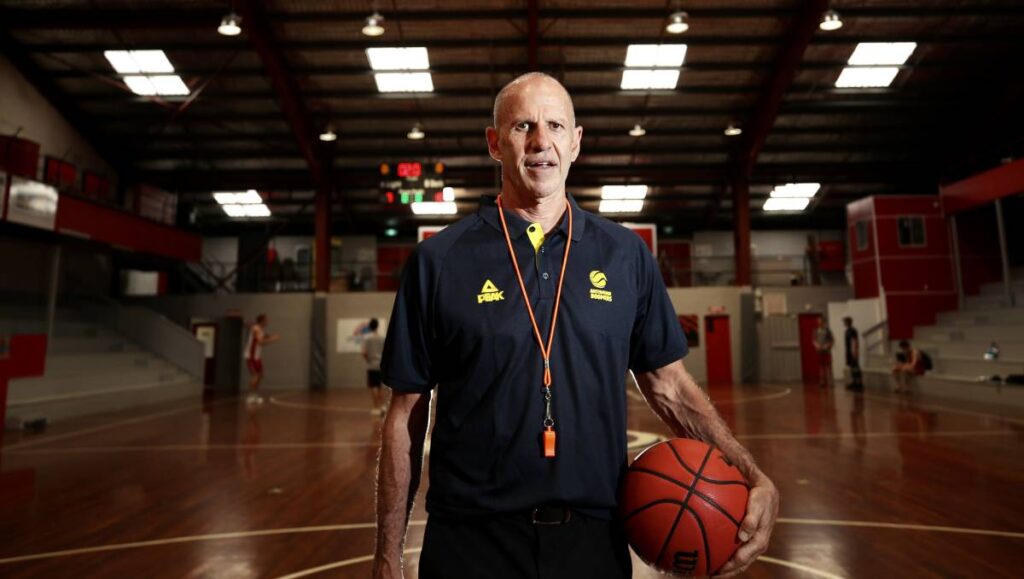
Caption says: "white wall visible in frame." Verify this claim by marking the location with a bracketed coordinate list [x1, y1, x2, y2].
[0, 54, 115, 185]
[827, 297, 885, 379]
[691, 230, 845, 286]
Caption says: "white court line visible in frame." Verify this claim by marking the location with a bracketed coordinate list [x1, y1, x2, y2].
[2, 517, 1021, 567]
[860, 393, 1024, 427]
[735, 429, 1017, 441]
[776, 518, 1024, 540]
[758, 556, 847, 579]
[627, 386, 793, 406]
[0, 522, 426, 565]
[273, 548, 423, 579]
[268, 395, 377, 415]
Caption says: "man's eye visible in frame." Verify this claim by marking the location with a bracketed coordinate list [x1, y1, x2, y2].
[515, 122, 530, 131]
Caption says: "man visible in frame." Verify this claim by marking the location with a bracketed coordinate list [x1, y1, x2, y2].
[812, 317, 835, 388]
[362, 318, 387, 415]
[892, 339, 923, 394]
[373, 73, 778, 579]
[243, 314, 278, 405]
[843, 317, 863, 391]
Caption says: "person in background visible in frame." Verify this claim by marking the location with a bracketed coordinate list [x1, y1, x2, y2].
[362, 318, 387, 415]
[244, 314, 279, 405]
[892, 339, 924, 394]
[843, 317, 863, 391]
[813, 317, 835, 388]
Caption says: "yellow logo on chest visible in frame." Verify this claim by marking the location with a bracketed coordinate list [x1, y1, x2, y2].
[477, 279, 504, 303]
[589, 270, 613, 302]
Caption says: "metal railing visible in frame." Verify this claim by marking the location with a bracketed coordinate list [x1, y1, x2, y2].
[863, 319, 889, 356]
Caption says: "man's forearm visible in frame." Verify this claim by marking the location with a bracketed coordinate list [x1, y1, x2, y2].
[374, 393, 430, 570]
[638, 363, 766, 483]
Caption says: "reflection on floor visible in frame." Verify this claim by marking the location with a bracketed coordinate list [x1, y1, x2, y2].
[1, 384, 1022, 578]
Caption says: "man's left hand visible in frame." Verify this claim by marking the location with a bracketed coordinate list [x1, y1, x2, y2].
[714, 475, 780, 577]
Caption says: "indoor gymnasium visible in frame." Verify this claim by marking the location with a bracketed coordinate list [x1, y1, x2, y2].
[1, 1, 1023, 578]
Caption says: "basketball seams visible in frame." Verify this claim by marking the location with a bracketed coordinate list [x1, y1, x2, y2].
[685, 505, 712, 576]
[666, 441, 749, 486]
[621, 498, 688, 523]
[653, 445, 714, 568]
[690, 486, 743, 528]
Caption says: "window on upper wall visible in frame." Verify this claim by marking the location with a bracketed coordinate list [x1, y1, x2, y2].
[897, 216, 926, 247]
[856, 221, 869, 251]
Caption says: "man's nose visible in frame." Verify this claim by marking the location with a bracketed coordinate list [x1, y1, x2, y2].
[528, 124, 552, 151]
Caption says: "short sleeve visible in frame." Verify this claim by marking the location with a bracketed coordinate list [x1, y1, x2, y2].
[628, 241, 688, 373]
[380, 249, 435, 393]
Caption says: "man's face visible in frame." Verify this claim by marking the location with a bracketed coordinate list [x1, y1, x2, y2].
[486, 78, 583, 201]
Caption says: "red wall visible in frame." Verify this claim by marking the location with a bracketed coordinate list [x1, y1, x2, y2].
[847, 197, 879, 299]
[954, 205, 1003, 296]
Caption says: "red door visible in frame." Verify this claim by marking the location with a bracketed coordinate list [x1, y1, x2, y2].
[704, 315, 733, 385]
[798, 313, 823, 385]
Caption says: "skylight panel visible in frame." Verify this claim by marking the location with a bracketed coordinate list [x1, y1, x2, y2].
[366, 47, 430, 71]
[620, 69, 680, 90]
[411, 201, 458, 215]
[625, 44, 687, 68]
[847, 42, 917, 66]
[763, 197, 810, 212]
[834, 67, 900, 88]
[104, 50, 175, 73]
[601, 185, 649, 200]
[599, 200, 645, 213]
[148, 75, 190, 96]
[374, 72, 435, 93]
[770, 183, 820, 198]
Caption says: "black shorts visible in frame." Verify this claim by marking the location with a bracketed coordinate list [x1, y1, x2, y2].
[367, 369, 382, 388]
[418, 511, 631, 579]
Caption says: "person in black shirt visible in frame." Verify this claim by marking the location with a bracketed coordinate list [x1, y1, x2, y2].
[843, 317, 863, 391]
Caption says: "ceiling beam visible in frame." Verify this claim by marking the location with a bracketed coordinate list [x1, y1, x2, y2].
[17, 33, 1024, 53]
[6, 6, 1023, 29]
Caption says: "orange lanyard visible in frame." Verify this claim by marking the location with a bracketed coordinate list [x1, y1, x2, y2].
[496, 195, 573, 458]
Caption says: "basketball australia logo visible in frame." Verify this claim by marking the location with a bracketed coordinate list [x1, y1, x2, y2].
[589, 270, 613, 302]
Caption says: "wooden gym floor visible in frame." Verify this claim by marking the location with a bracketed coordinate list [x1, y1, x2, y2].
[1, 382, 1023, 578]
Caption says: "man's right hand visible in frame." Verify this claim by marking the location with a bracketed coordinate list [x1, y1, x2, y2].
[372, 557, 403, 579]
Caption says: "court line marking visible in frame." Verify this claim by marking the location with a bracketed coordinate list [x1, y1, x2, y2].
[2, 517, 1021, 567]
[626, 385, 793, 406]
[7, 429, 1015, 455]
[272, 548, 423, 579]
[859, 392, 1024, 427]
[267, 395, 379, 415]
[1, 399, 234, 451]
[758, 556, 846, 579]
[776, 518, 1024, 539]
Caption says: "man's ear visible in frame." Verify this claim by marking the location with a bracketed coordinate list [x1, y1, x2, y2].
[486, 127, 502, 162]
[570, 125, 583, 162]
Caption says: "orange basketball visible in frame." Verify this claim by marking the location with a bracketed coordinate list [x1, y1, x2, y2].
[619, 438, 749, 576]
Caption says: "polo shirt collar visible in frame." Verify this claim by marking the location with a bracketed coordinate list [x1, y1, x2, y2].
[478, 193, 586, 242]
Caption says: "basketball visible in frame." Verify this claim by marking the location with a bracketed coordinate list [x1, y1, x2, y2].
[619, 438, 749, 576]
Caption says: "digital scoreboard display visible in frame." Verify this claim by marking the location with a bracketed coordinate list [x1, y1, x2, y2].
[380, 161, 446, 205]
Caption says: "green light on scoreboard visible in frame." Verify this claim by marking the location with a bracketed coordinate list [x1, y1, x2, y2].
[400, 192, 410, 204]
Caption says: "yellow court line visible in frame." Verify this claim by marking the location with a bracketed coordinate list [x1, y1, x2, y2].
[758, 556, 847, 579]
[273, 548, 423, 579]
[776, 518, 1024, 539]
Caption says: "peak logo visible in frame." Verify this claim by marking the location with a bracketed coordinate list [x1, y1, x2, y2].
[477, 279, 504, 304]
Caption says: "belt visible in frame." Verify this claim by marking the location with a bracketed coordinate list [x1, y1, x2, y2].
[530, 505, 573, 525]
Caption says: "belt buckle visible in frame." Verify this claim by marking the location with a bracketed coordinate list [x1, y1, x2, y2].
[531, 506, 571, 525]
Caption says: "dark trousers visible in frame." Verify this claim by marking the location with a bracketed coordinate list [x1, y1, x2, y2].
[417, 512, 632, 579]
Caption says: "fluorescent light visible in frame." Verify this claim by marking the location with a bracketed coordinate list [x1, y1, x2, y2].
[763, 197, 810, 212]
[222, 203, 271, 218]
[218, 12, 242, 36]
[362, 12, 385, 37]
[442, 187, 455, 202]
[213, 190, 262, 205]
[621, 69, 680, 90]
[221, 204, 247, 217]
[366, 47, 430, 71]
[123, 76, 157, 95]
[819, 9, 843, 31]
[847, 42, 917, 66]
[105, 50, 175, 74]
[601, 185, 648, 200]
[835, 66, 900, 88]
[666, 12, 689, 34]
[599, 199, 645, 213]
[625, 44, 687, 68]
[374, 72, 434, 93]
[148, 75, 190, 95]
[770, 183, 820, 198]
[411, 201, 457, 215]
[628, 124, 646, 137]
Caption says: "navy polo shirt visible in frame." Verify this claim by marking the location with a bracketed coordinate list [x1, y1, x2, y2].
[380, 194, 687, 520]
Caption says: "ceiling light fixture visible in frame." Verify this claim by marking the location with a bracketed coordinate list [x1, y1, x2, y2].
[629, 124, 646, 137]
[599, 199, 645, 214]
[763, 197, 810, 212]
[665, 11, 689, 34]
[218, 12, 242, 36]
[819, 9, 843, 31]
[362, 12, 385, 37]
[411, 201, 457, 215]
[601, 185, 648, 200]
[770, 183, 821, 198]
[407, 124, 425, 140]
[724, 123, 742, 136]
[319, 126, 337, 142]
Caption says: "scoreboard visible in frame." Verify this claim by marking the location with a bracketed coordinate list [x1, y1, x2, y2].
[380, 161, 448, 205]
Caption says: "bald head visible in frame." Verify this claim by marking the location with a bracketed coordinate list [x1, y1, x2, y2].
[492, 72, 576, 129]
